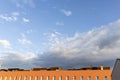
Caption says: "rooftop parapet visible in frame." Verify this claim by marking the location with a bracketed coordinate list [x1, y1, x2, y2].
[48, 67, 62, 71]
[0, 66, 110, 71]
[79, 66, 110, 70]
[31, 68, 47, 71]
[8, 68, 24, 71]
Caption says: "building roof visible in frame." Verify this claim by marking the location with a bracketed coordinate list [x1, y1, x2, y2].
[0, 66, 110, 72]
[112, 59, 120, 80]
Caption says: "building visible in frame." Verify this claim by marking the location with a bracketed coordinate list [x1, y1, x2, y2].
[0, 66, 112, 80]
[112, 59, 120, 80]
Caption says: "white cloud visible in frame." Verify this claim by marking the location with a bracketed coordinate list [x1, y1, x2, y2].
[1, 51, 36, 61]
[23, 18, 30, 23]
[16, 3, 23, 8]
[18, 31, 32, 45]
[61, 9, 72, 16]
[56, 22, 64, 26]
[23, 0, 35, 8]
[0, 40, 11, 48]
[26, 29, 33, 34]
[0, 14, 17, 22]
[18, 38, 32, 45]
[0, 12, 30, 24]
[39, 19, 120, 68]
[0, 12, 20, 22]
[46, 32, 62, 43]
[12, 12, 20, 16]
[20, 33, 26, 38]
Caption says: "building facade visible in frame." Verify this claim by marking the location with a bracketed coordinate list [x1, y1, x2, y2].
[0, 66, 112, 80]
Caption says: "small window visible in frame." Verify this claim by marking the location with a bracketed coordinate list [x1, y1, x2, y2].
[24, 76, 27, 80]
[41, 76, 44, 80]
[66, 76, 69, 80]
[104, 76, 107, 80]
[0, 76, 2, 80]
[14, 76, 17, 80]
[96, 76, 99, 80]
[30, 76, 32, 80]
[53, 76, 56, 80]
[35, 76, 38, 80]
[5, 76, 7, 80]
[73, 76, 76, 80]
[47, 76, 50, 80]
[80, 76, 84, 80]
[88, 76, 91, 80]
[19, 76, 22, 80]
[59, 76, 62, 80]
[9, 76, 12, 80]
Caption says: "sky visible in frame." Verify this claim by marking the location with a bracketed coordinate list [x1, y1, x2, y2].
[0, 0, 120, 69]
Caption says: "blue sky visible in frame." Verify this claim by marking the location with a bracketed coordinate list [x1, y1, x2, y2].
[0, 0, 120, 69]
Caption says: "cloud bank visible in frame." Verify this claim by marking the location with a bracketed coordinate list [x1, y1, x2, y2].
[1, 19, 120, 69]
[0, 51, 36, 69]
[0, 40, 11, 48]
